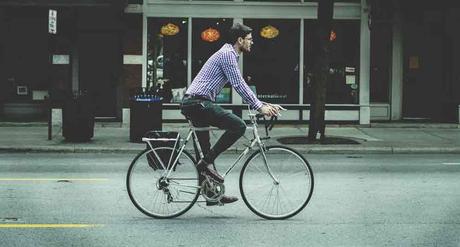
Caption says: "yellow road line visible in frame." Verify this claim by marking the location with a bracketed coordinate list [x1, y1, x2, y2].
[0, 178, 109, 182]
[0, 224, 103, 228]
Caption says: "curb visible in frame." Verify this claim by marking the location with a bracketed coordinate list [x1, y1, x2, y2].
[2, 145, 460, 154]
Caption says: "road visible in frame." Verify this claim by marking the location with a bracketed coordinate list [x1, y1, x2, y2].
[0, 153, 459, 247]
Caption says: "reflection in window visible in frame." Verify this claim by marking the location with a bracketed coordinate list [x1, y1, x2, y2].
[147, 18, 188, 103]
[192, 18, 233, 103]
[243, 19, 300, 104]
[304, 20, 360, 104]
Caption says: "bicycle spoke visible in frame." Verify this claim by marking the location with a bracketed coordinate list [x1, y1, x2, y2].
[127, 147, 200, 218]
[240, 146, 314, 219]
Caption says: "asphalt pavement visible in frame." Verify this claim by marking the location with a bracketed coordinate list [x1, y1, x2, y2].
[0, 122, 459, 154]
[1, 153, 460, 246]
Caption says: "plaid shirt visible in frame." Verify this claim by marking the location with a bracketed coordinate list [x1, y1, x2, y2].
[186, 44, 263, 110]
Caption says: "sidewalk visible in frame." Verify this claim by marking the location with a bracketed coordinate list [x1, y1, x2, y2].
[0, 122, 459, 154]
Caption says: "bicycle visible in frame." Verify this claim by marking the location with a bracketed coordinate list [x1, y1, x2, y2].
[126, 107, 314, 220]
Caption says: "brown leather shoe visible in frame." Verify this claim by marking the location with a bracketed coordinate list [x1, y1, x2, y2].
[206, 195, 239, 206]
[197, 159, 224, 183]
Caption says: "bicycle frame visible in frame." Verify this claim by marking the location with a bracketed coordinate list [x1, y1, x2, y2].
[144, 109, 280, 184]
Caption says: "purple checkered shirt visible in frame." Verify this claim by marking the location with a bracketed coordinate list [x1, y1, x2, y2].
[186, 44, 263, 110]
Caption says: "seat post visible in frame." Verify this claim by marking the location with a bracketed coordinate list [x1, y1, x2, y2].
[187, 120, 204, 162]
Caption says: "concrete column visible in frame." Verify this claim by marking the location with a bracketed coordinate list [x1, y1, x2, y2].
[458, 105, 460, 124]
[299, 19, 304, 104]
[187, 17, 192, 87]
[390, 13, 404, 121]
[122, 108, 130, 127]
[359, 0, 371, 125]
[51, 108, 62, 127]
[142, 13, 147, 88]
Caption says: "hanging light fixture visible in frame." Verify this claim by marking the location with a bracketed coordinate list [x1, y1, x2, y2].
[201, 28, 220, 42]
[161, 23, 180, 36]
[260, 25, 279, 39]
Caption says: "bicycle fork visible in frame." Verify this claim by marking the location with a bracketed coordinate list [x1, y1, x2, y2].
[253, 128, 280, 185]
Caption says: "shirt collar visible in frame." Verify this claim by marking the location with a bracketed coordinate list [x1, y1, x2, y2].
[224, 43, 239, 58]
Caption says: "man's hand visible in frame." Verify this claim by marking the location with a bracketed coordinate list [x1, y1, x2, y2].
[258, 104, 280, 117]
[267, 103, 286, 112]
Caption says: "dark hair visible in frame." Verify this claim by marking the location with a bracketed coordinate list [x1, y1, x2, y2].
[228, 23, 252, 44]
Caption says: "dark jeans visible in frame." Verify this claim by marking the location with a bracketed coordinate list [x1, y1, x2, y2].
[180, 97, 246, 163]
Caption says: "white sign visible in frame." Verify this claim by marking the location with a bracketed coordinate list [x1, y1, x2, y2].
[49, 9, 57, 34]
[345, 67, 355, 73]
[52, 55, 70, 65]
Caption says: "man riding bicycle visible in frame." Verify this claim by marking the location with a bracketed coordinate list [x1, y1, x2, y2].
[180, 23, 282, 206]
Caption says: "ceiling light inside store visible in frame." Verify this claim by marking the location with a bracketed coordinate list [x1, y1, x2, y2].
[260, 25, 279, 39]
[201, 28, 220, 42]
[161, 23, 180, 36]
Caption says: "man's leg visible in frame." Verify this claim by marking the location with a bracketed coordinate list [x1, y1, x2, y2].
[202, 103, 246, 164]
[191, 120, 211, 162]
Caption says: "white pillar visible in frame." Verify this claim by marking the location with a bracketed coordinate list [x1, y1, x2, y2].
[187, 17, 192, 87]
[142, 13, 147, 88]
[391, 13, 404, 120]
[359, 0, 371, 125]
[51, 108, 62, 127]
[458, 105, 460, 124]
[122, 108, 130, 127]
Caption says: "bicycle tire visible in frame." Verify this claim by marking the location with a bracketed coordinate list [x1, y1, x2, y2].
[239, 145, 314, 220]
[127, 147, 200, 219]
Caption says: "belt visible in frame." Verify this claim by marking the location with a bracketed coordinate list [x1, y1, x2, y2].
[183, 94, 210, 101]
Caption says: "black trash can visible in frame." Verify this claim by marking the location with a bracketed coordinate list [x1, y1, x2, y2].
[129, 92, 163, 143]
[62, 92, 95, 142]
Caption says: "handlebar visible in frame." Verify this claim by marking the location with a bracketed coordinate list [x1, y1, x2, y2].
[248, 104, 287, 137]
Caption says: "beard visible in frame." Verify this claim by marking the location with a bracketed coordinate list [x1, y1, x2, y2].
[241, 46, 251, 53]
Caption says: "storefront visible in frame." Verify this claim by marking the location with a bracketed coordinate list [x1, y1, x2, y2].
[123, 0, 372, 124]
[1, 0, 459, 124]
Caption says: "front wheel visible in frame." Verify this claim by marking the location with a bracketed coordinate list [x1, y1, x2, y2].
[126, 147, 200, 219]
[239, 145, 314, 220]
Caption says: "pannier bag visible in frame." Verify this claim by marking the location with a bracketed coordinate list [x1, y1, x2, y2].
[143, 131, 180, 171]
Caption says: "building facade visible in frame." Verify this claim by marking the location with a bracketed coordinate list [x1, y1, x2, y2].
[0, 0, 459, 124]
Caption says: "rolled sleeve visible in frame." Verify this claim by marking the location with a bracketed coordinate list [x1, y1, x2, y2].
[221, 52, 263, 110]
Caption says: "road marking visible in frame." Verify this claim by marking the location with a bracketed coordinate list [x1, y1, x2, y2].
[0, 224, 103, 228]
[0, 178, 109, 182]
[442, 163, 460, 166]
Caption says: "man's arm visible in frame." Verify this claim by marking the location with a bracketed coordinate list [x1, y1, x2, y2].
[220, 51, 263, 110]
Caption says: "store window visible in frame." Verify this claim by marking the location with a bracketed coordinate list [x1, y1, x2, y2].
[370, 23, 391, 103]
[245, 0, 300, 2]
[192, 18, 233, 103]
[304, 20, 360, 104]
[147, 18, 188, 103]
[302, 0, 360, 2]
[243, 19, 300, 104]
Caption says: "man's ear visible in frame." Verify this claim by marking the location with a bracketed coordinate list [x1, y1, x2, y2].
[237, 37, 243, 45]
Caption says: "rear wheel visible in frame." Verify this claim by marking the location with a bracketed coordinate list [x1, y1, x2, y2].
[239, 145, 314, 220]
[127, 147, 200, 219]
